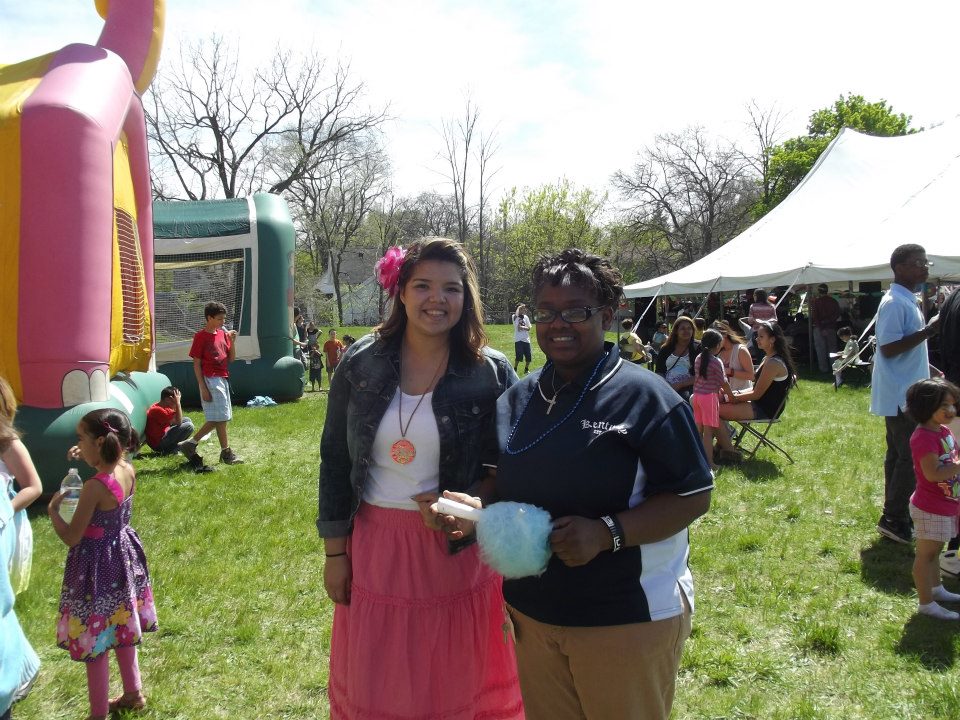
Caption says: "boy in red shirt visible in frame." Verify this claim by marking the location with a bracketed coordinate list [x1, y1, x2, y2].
[145, 387, 194, 453]
[323, 329, 345, 382]
[146, 387, 213, 472]
[178, 302, 243, 465]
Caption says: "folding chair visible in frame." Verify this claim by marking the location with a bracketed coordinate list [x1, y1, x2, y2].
[830, 335, 875, 388]
[732, 393, 794, 464]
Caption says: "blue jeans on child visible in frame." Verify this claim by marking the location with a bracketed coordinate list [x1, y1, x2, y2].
[153, 420, 195, 454]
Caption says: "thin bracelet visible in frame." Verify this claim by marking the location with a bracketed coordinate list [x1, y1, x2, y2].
[325, 552, 348, 558]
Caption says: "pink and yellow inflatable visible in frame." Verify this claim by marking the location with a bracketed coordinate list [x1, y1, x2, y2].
[0, 1, 167, 489]
[0, 0, 163, 408]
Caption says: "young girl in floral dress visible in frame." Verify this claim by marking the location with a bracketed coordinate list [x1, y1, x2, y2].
[48, 409, 157, 720]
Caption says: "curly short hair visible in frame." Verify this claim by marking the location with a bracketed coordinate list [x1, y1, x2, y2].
[531, 248, 623, 309]
[890, 243, 925, 271]
[204, 301, 227, 319]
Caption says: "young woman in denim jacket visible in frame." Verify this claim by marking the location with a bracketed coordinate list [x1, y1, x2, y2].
[318, 238, 523, 720]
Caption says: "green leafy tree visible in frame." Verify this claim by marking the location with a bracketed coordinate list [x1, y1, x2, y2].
[483, 180, 606, 319]
[756, 94, 917, 216]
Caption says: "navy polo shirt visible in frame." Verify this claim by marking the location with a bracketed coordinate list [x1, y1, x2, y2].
[496, 344, 713, 627]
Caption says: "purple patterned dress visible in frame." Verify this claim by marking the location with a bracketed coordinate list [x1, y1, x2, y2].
[56, 472, 157, 662]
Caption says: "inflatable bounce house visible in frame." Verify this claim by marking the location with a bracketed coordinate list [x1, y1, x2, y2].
[153, 195, 305, 405]
[0, 0, 170, 491]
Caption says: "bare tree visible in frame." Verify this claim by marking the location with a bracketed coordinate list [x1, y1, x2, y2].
[394, 192, 459, 239]
[289, 136, 391, 323]
[439, 98, 479, 243]
[368, 194, 399, 316]
[475, 127, 500, 293]
[146, 35, 389, 200]
[742, 100, 788, 217]
[612, 127, 758, 272]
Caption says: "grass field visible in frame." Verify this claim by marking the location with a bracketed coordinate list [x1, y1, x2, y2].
[11, 325, 960, 719]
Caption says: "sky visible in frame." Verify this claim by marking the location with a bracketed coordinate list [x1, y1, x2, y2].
[3, 0, 960, 201]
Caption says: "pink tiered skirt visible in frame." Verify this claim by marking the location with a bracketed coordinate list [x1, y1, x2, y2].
[329, 502, 524, 720]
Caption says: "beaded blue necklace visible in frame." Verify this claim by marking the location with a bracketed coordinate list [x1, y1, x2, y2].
[504, 350, 610, 456]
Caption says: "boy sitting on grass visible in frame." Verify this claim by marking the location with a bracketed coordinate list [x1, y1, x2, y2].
[147, 387, 213, 473]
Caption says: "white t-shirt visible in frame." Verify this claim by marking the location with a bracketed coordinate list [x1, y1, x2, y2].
[664, 352, 692, 386]
[363, 390, 441, 509]
[514, 314, 531, 343]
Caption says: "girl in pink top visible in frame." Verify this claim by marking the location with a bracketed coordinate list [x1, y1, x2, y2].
[692, 329, 733, 470]
[747, 289, 777, 328]
[48, 409, 156, 718]
[906, 378, 960, 620]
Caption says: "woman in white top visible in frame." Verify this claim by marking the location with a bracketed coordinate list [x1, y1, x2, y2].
[318, 238, 523, 719]
[713, 320, 754, 392]
[654, 316, 700, 400]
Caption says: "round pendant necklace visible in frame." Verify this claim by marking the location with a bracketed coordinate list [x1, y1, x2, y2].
[390, 350, 448, 465]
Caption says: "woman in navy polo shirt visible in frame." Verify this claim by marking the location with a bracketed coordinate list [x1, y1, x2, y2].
[445, 249, 713, 720]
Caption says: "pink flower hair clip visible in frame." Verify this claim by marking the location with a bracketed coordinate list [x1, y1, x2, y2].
[375, 246, 407, 297]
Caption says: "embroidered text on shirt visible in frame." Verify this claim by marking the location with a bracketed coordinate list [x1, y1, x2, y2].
[580, 419, 627, 436]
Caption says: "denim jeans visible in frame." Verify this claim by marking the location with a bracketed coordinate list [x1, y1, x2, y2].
[153, 420, 195, 454]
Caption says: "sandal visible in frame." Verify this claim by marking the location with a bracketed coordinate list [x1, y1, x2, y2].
[108, 691, 147, 712]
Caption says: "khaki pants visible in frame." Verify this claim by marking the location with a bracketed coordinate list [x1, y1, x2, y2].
[507, 597, 691, 720]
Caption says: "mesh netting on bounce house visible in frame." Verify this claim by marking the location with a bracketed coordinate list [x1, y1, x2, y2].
[153, 194, 305, 406]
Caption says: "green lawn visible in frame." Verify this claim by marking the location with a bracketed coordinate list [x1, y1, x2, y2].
[11, 325, 960, 719]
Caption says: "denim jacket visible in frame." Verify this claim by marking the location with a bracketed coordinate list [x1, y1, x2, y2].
[317, 333, 517, 544]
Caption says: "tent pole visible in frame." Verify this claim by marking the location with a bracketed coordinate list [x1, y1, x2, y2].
[692, 277, 721, 320]
[775, 264, 810, 310]
[632, 284, 664, 333]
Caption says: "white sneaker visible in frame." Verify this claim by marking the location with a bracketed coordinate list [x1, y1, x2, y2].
[919, 601, 959, 620]
[940, 550, 960, 578]
[932, 585, 960, 603]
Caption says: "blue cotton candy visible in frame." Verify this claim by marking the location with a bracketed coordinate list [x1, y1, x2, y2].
[476, 502, 552, 579]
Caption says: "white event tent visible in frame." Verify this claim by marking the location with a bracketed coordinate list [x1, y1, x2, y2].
[623, 119, 960, 299]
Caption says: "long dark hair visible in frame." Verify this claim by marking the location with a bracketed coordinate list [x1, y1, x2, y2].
[663, 316, 696, 356]
[756, 320, 797, 379]
[376, 237, 487, 362]
[80, 408, 139, 465]
[697, 329, 723, 378]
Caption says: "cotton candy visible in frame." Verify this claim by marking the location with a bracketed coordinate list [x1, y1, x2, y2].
[437, 497, 553, 579]
[476, 502, 553, 579]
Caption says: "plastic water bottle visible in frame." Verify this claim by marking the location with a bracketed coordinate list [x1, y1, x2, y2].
[59, 468, 83, 523]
